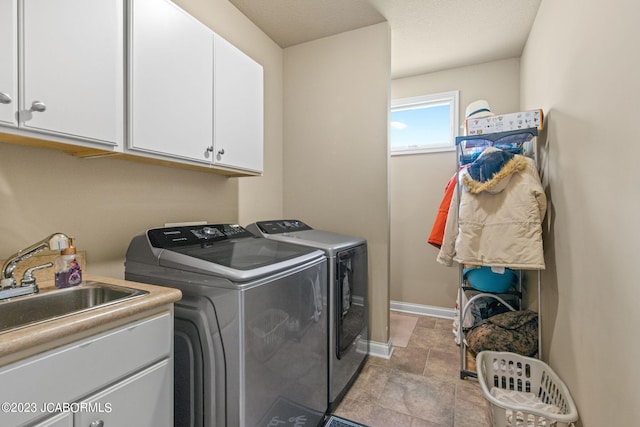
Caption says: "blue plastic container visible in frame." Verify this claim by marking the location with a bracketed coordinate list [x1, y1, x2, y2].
[463, 266, 516, 293]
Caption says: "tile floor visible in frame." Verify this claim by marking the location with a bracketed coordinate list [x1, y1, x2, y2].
[332, 314, 492, 427]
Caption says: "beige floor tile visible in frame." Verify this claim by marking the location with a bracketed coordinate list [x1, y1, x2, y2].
[333, 397, 376, 423]
[390, 312, 419, 347]
[332, 315, 491, 427]
[334, 397, 416, 427]
[369, 346, 429, 375]
[363, 405, 416, 427]
[454, 398, 492, 427]
[410, 417, 450, 427]
[378, 370, 455, 426]
[408, 326, 459, 357]
[416, 316, 437, 329]
[423, 349, 460, 380]
[345, 363, 393, 403]
[455, 378, 488, 407]
[435, 317, 454, 331]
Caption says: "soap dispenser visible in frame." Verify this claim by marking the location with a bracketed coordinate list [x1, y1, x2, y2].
[54, 238, 82, 288]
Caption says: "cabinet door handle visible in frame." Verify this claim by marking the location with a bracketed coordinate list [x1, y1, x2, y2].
[30, 100, 47, 112]
[0, 92, 12, 104]
[89, 421, 104, 427]
[218, 148, 225, 156]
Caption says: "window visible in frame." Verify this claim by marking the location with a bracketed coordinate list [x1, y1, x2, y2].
[390, 90, 459, 155]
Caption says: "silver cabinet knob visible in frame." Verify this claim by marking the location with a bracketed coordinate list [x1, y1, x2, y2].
[30, 100, 47, 112]
[0, 92, 12, 104]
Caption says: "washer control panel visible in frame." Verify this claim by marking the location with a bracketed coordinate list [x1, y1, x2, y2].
[147, 224, 254, 248]
[255, 220, 312, 234]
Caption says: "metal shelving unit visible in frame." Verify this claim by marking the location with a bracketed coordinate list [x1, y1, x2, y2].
[453, 129, 543, 379]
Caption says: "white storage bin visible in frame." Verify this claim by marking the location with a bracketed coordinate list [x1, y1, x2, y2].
[476, 351, 578, 427]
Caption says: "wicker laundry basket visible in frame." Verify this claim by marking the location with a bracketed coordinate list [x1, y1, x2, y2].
[476, 351, 578, 427]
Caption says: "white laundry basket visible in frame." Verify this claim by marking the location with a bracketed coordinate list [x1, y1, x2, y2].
[476, 351, 578, 427]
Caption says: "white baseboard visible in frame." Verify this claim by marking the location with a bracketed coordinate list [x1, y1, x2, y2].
[390, 300, 456, 319]
[367, 339, 394, 360]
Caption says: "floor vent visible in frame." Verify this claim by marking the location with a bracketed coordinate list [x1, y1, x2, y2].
[324, 415, 369, 427]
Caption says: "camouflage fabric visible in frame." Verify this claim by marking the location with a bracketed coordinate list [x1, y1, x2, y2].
[466, 310, 538, 357]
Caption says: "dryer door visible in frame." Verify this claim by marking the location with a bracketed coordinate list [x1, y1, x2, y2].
[336, 244, 368, 359]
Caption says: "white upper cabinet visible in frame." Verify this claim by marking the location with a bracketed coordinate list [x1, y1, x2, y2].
[20, 0, 123, 147]
[128, 0, 214, 164]
[0, 0, 17, 127]
[213, 33, 264, 173]
[129, 0, 264, 174]
[0, 0, 263, 175]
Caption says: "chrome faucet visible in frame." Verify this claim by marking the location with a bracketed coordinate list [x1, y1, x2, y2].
[0, 233, 70, 300]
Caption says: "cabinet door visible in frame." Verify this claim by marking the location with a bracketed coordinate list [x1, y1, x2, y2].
[20, 0, 123, 147]
[129, 0, 213, 164]
[213, 34, 263, 173]
[75, 359, 172, 427]
[0, 0, 17, 127]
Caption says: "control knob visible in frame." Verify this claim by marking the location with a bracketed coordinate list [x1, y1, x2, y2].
[202, 226, 219, 237]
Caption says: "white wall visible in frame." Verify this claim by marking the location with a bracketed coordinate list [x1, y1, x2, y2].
[390, 58, 520, 309]
[283, 23, 391, 344]
[521, 0, 640, 425]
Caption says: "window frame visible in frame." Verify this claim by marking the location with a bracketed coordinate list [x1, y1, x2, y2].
[390, 90, 459, 156]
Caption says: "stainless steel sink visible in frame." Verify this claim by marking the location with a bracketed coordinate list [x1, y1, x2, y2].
[0, 281, 148, 334]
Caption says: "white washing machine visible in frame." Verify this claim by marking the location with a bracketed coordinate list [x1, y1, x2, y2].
[125, 223, 328, 426]
[246, 220, 369, 410]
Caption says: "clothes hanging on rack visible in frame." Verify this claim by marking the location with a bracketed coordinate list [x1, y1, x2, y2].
[428, 165, 470, 249]
[437, 147, 547, 269]
[427, 172, 457, 249]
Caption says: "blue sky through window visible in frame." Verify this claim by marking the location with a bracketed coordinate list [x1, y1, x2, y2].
[390, 104, 451, 151]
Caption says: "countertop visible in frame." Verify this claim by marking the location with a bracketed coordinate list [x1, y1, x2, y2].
[0, 274, 182, 367]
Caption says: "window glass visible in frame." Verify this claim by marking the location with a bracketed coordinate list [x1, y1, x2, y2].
[390, 91, 459, 155]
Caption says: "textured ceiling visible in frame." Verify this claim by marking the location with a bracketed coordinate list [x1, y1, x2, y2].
[228, 0, 386, 48]
[228, 0, 542, 79]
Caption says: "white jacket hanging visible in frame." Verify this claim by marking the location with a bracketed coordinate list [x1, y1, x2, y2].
[437, 147, 547, 269]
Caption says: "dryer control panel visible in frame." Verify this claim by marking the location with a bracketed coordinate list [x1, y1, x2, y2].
[255, 220, 312, 234]
[147, 224, 255, 248]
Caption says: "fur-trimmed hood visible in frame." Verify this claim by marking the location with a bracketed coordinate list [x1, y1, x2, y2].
[461, 147, 527, 194]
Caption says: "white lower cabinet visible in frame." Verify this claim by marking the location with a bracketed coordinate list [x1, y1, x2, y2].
[75, 360, 171, 427]
[0, 312, 173, 427]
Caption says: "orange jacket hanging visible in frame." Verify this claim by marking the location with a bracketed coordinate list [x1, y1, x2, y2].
[427, 171, 458, 249]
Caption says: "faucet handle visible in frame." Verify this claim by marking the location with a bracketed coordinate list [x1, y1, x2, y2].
[1, 278, 15, 290]
[21, 262, 53, 288]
